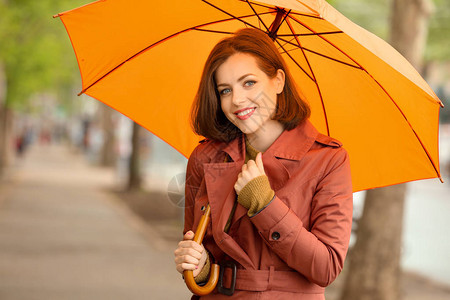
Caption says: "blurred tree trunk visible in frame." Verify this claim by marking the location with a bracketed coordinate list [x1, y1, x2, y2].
[127, 121, 141, 191]
[99, 104, 116, 167]
[340, 1, 434, 300]
[390, 0, 434, 72]
[0, 107, 14, 175]
[0, 62, 7, 176]
[341, 186, 407, 300]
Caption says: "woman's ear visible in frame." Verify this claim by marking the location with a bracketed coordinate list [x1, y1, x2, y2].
[275, 69, 285, 94]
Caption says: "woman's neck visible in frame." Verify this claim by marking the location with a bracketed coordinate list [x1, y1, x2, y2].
[245, 121, 284, 152]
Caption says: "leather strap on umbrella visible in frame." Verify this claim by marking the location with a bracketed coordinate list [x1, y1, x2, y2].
[184, 204, 220, 296]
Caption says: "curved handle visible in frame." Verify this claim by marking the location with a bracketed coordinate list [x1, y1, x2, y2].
[183, 204, 220, 296]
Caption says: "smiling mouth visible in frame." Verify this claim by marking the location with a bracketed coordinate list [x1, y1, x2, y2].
[234, 107, 256, 120]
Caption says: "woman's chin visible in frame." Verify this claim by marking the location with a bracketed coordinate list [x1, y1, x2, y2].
[237, 125, 258, 136]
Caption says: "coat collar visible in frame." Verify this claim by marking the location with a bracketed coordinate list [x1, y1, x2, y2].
[261, 120, 319, 160]
[220, 119, 319, 163]
[221, 133, 245, 163]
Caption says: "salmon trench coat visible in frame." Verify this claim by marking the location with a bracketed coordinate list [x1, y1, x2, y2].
[184, 120, 353, 299]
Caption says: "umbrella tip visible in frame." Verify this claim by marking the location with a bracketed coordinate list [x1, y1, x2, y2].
[439, 176, 444, 183]
[53, 13, 61, 18]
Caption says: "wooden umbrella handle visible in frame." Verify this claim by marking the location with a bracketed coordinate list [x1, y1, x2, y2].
[183, 204, 220, 296]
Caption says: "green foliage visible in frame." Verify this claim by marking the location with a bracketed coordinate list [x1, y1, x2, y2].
[0, 0, 87, 110]
[426, 0, 450, 61]
[328, 0, 390, 40]
[329, 0, 450, 61]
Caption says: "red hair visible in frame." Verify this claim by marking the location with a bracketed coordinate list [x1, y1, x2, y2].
[191, 28, 310, 142]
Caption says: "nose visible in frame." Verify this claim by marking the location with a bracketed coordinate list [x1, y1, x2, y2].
[231, 88, 246, 106]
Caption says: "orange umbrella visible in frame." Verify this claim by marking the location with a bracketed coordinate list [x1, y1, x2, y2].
[55, 0, 443, 193]
[55, 0, 443, 296]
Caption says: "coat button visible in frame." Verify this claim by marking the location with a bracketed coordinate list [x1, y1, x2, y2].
[271, 232, 281, 240]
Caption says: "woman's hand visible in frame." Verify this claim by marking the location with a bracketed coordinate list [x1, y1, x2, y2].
[174, 230, 207, 277]
[234, 152, 265, 195]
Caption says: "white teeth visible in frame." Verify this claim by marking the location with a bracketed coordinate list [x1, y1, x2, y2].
[237, 108, 255, 116]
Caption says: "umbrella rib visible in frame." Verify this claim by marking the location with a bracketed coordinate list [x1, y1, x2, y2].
[237, 0, 274, 10]
[302, 47, 361, 69]
[288, 15, 442, 180]
[273, 39, 314, 82]
[244, 0, 271, 32]
[285, 18, 330, 136]
[289, 15, 366, 68]
[277, 36, 297, 51]
[277, 31, 344, 37]
[276, 36, 360, 69]
[201, 0, 267, 31]
[192, 28, 234, 35]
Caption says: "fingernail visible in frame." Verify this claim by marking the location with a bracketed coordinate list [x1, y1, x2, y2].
[195, 266, 199, 269]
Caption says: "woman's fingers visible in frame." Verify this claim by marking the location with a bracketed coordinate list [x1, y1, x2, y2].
[174, 245, 203, 260]
[183, 230, 194, 240]
[235, 154, 266, 194]
[255, 152, 265, 174]
[174, 238, 205, 274]
[179, 231, 202, 252]
[177, 240, 203, 254]
[174, 252, 201, 265]
[175, 252, 200, 274]
[244, 159, 263, 178]
[176, 262, 198, 274]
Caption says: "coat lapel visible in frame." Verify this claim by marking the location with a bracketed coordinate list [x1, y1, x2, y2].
[203, 137, 256, 269]
[261, 153, 290, 191]
[204, 162, 255, 269]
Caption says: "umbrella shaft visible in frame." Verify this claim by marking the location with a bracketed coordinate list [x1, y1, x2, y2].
[194, 204, 211, 244]
[269, 8, 287, 38]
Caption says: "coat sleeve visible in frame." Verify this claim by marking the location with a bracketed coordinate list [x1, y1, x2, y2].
[184, 145, 204, 235]
[250, 147, 353, 287]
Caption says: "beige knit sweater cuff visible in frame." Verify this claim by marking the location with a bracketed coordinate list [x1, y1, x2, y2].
[194, 251, 211, 283]
[237, 174, 275, 217]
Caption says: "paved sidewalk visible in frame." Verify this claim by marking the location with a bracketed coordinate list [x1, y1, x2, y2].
[0, 144, 191, 300]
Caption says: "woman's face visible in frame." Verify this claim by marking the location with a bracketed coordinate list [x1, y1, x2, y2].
[215, 53, 285, 139]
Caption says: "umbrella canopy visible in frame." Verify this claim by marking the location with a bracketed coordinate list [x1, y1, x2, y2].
[55, 0, 443, 192]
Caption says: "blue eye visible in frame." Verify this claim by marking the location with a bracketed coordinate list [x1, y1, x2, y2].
[220, 88, 231, 95]
[245, 80, 256, 87]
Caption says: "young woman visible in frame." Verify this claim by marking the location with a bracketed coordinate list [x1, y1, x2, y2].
[174, 28, 353, 299]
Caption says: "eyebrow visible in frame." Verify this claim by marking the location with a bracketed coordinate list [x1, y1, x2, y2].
[216, 73, 255, 87]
